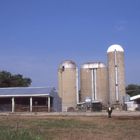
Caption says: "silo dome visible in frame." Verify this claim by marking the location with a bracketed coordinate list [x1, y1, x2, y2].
[81, 62, 106, 69]
[59, 60, 76, 69]
[107, 44, 124, 53]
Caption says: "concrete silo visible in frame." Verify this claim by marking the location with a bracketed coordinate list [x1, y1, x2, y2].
[107, 44, 125, 106]
[80, 62, 108, 106]
[58, 60, 78, 112]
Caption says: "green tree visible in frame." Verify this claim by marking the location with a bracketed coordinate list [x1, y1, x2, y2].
[126, 84, 140, 97]
[0, 71, 32, 87]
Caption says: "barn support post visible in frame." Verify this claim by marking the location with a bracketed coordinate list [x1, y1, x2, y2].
[30, 97, 32, 112]
[48, 96, 50, 112]
[12, 97, 15, 113]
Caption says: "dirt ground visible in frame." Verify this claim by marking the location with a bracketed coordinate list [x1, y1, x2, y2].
[0, 112, 140, 140]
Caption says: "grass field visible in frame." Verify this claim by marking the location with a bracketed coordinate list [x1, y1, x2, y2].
[0, 115, 140, 140]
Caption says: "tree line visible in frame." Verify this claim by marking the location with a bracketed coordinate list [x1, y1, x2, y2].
[0, 71, 32, 87]
[126, 84, 140, 97]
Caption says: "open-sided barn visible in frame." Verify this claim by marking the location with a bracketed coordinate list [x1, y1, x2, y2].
[0, 87, 58, 112]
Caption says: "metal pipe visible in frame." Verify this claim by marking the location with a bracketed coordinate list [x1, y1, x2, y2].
[114, 50, 119, 101]
[94, 68, 97, 100]
[76, 67, 79, 104]
[91, 69, 94, 101]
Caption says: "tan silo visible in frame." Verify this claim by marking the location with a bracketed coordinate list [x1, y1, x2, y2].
[107, 44, 125, 106]
[80, 62, 109, 106]
[58, 60, 78, 112]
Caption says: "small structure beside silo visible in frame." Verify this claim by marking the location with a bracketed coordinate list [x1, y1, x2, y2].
[129, 95, 140, 111]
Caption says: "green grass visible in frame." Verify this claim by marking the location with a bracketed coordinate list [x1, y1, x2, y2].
[34, 119, 97, 129]
[0, 116, 140, 140]
[0, 127, 43, 140]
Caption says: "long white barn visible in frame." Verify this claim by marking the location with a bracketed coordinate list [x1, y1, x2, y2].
[0, 87, 58, 112]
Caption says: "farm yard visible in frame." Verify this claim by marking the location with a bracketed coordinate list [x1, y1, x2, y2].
[0, 113, 140, 140]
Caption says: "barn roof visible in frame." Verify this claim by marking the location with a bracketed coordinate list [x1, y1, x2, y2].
[0, 87, 55, 97]
[130, 94, 140, 101]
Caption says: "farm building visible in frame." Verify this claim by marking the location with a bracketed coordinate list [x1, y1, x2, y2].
[0, 44, 127, 112]
[0, 87, 58, 112]
[129, 95, 140, 111]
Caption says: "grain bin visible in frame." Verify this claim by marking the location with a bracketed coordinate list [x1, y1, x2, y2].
[107, 44, 125, 106]
[58, 60, 78, 112]
[80, 62, 108, 106]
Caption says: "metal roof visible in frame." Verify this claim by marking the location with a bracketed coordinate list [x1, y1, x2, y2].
[130, 95, 140, 101]
[81, 62, 106, 69]
[0, 87, 55, 97]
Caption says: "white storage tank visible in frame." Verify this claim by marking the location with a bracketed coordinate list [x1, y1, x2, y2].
[58, 60, 78, 112]
[107, 44, 126, 106]
[80, 62, 109, 106]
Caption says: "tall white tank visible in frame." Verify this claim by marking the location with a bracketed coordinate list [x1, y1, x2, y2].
[58, 60, 78, 112]
[107, 44, 125, 106]
[80, 62, 108, 106]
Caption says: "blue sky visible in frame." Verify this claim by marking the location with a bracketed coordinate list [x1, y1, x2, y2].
[0, 0, 140, 87]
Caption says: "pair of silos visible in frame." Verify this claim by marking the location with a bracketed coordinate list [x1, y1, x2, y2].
[58, 44, 125, 111]
[58, 61, 108, 111]
[80, 44, 125, 106]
